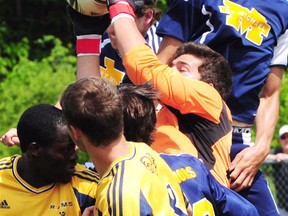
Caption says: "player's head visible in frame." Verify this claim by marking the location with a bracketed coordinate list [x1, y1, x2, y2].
[117, 82, 158, 145]
[279, 125, 288, 153]
[107, 0, 161, 49]
[60, 77, 124, 149]
[172, 42, 232, 100]
[17, 104, 77, 183]
[135, 0, 161, 28]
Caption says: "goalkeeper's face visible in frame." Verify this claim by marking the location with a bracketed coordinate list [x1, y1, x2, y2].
[171, 54, 202, 80]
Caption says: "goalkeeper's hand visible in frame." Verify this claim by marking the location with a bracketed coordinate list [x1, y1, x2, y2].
[67, 5, 111, 56]
[67, 5, 111, 36]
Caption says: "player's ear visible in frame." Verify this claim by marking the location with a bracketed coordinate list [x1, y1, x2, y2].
[69, 125, 82, 141]
[29, 142, 40, 156]
[144, 8, 155, 25]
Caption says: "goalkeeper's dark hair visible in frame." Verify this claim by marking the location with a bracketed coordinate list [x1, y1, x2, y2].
[174, 42, 232, 100]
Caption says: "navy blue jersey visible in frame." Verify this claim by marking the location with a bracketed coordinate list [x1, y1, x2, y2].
[160, 153, 259, 216]
[100, 23, 162, 85]
[156, 0, 288, 124]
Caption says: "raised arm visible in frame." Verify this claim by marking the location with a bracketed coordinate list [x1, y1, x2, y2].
[67, 6, 111, 79]
[109, 10, 147, 56]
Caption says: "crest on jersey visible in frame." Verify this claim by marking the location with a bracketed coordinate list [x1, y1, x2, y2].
[141, 153, 157, 174]
[219, 0, 271, 45]
[100, 57, 125, 86]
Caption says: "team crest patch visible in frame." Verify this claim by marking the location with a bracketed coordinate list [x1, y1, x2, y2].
[140, 153, 157, 174]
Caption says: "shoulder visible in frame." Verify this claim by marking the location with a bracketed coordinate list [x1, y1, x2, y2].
[0, 155, 18, 170]
[70, 164, 99, 198]
[73, 163, 100, 183]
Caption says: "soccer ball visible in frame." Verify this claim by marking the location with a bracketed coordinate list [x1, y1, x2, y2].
[67, 0, 108, 16]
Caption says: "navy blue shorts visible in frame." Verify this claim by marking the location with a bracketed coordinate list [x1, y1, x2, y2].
[231, 130, 279, 216]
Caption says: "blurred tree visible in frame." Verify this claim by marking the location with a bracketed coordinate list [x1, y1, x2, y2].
[271, 72, 288, 148]
[0, 0, 73, 42]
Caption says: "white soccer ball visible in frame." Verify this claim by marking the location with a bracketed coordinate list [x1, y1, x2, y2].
[67, 0, 108, 16]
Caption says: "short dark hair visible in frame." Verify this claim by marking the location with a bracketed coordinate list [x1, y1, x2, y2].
[136, 0, 161, 23]
[17, 104, 65, 153]
[60, 77, 123, 147]
[117, 82, 158, 145]
[174, 42, 232, 100]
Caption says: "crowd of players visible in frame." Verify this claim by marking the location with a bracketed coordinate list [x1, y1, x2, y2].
[0, 0, 288, 215]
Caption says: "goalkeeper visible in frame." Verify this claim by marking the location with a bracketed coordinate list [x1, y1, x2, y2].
[105, 0, 233, 188]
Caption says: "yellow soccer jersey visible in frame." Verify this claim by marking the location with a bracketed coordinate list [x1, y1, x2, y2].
[0, 155, 98, 216]
[95, 142, 188, 216]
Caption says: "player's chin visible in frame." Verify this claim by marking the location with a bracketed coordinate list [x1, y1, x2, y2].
[58, 173, 74, 183]
[58, 167, 76, 183]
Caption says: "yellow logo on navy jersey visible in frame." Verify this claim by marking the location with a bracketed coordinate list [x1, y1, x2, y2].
[140, 153, 157, 174]
[193, 198, 215, 215]
[219, 0, 271, 45]
[174, 166, 196, 184]
[100, 57, 125, 86]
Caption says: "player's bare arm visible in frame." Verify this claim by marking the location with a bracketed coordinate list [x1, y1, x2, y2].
[157, 36, 183, 65]
[229, 66, 284, 191]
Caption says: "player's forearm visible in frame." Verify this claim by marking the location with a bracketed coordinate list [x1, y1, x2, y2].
[254, 67, 284, 159]
[254, 96, 279, 158]
[157, 36, 183, 65]
[113, 17, 147, 56]
[77, 56, 101, 80]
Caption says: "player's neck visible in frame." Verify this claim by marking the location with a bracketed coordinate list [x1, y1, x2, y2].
[18, 156, 54, 188]
[89, 135, 130, 177]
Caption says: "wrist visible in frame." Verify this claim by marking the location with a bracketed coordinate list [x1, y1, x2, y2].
[76, 34, 102, 56]
[111, 13, 135, 23]
[109, 1, 136, 19]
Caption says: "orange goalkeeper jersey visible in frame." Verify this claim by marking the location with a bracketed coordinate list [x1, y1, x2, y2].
[123, 44, 232, 187]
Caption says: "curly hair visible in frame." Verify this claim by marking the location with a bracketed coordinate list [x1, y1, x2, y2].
[174, 42, 232, 100]
[136, 0, 162, 24]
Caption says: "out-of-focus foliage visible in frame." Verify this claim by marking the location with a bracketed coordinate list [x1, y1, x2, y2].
[156, 0, 171, 14]
[0, 34, 76, 132]
[0, 0, 73, 43]
[271, 71, 288, 148]
[0, 29, 81, 160]
[251, 70, 288, 149]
